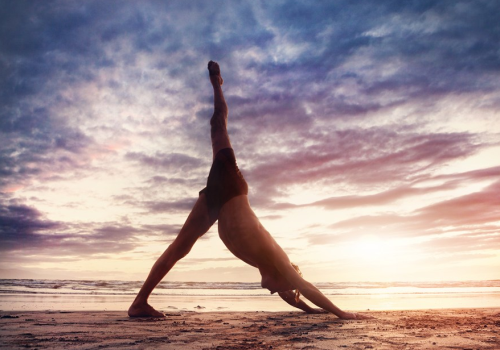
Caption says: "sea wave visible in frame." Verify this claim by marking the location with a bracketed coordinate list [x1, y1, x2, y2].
[1, 279, 499, 297]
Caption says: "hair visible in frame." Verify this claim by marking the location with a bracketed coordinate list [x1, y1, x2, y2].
[291, 262, 302, 302]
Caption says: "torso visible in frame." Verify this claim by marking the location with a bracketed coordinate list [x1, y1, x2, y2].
[218, 195, 295, 293]
[217, 195, 278, 269]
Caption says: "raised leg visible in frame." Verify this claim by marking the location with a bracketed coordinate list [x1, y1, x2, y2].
[128, 193, 214, 317]
[208, 61, 232, 159]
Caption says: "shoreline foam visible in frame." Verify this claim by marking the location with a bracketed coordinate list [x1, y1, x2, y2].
[2, 292, 500, 313]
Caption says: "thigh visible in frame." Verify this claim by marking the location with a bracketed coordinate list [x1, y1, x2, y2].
[174, 193, 215, 248]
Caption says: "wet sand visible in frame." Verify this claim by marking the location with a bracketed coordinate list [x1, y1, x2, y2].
[1, 308, 499, 349]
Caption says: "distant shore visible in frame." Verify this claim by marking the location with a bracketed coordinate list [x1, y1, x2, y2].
[1, 308, 499, 349]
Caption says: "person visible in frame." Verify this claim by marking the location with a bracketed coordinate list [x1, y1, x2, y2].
[128, 61, 371, 320]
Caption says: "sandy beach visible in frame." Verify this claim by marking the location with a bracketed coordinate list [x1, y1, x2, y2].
[1, 308, 499, 349]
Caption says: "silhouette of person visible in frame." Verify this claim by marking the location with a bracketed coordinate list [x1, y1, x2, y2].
[128, 61, 371, 320]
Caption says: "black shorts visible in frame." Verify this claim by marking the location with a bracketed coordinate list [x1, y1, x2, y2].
[199, 148, 248, 223]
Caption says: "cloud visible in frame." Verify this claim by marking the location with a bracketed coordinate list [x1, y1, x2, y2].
[243, 129, 481, 206]
[297, 166, 500, 253]
[304, 180, 500, 249]
[141, 224, 182, 236]
[290, 165, 500, 210]
[415, 180, 500, 228]
[305, 182, 456, 210]
[1, 0, 499, 279]
[0, 200, 62, 252]
[2, 0, 497, 195]
[126, 151, 204, 174]
[142, 198, 197, 213]
[0, 198, 172, 260]
[0, 105, 97, 190]
[415, 233, 500, 255]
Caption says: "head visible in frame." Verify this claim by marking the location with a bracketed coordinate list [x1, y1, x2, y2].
[260, 263, 303, 302]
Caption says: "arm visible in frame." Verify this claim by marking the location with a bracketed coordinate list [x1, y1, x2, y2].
[278, 290, 325, 314]
[273, 249, 371, 319]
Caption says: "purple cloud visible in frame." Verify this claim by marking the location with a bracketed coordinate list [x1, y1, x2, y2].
[1, 0, 499, 279]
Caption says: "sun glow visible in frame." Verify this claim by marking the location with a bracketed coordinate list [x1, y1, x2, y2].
[349, 234, 394, 262]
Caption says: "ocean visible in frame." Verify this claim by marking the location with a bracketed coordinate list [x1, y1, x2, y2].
[1, 279, 499, 312]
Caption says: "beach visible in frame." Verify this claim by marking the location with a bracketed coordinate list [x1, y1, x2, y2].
[1, 308, 499, 349]
[1, 280, 500, 348]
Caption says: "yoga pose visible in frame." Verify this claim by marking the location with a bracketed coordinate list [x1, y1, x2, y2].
[128, 61, 371, 319]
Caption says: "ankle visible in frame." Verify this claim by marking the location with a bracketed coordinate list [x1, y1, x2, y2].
[210, 76, 223, 87]
[132, 295, 148, 306]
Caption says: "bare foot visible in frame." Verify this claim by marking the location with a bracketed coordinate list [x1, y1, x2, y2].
[128, 301, 165, 318]
[208, 60, 223, 86]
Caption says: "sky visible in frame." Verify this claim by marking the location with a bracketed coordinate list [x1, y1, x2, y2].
[1, 0, 499, 283]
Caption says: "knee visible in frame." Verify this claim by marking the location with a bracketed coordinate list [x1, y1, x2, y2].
[210, 112, 227, 132]
[211, 107, 227, 120]
[167, 241, 192, 262]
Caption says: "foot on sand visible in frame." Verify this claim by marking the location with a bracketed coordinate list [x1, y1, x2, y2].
[128, 302, 165, 318]
[208, 60, 224, 86]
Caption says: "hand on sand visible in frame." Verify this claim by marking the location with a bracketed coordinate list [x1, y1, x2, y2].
[208, 60, 224, 86]
[340, 311, 374, 320]
[128, 302, 165, 318]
